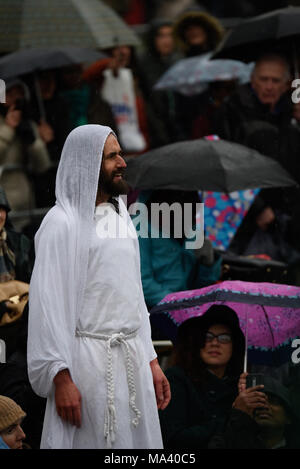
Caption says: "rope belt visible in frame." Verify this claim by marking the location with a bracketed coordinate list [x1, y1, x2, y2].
[75, 328, 141, 447]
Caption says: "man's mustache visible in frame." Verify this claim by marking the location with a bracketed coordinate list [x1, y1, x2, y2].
[112, 168, 126, 178]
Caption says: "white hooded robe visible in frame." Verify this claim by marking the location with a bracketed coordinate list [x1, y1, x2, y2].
[27, 125, 163, 449]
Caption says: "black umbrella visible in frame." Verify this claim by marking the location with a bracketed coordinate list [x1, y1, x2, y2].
[0, 0, 140, 52]
[213, 6, 300, 67]
[0, 47, 106, 80]
[0, 47, 106, 120]
[124, 139, 297, 193]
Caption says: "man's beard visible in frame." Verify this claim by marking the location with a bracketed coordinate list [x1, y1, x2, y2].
[98, 168, 129, 197]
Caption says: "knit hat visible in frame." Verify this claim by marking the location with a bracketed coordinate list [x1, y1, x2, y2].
[0, 396, 26, 432]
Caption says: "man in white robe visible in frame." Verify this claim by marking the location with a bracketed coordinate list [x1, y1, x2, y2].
[27, 125, 170, 449]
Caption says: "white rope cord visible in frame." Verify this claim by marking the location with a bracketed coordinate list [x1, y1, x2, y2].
[75, 329, 141, 447]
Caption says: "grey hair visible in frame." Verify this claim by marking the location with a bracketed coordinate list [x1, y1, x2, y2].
[252, 53, 292, 81]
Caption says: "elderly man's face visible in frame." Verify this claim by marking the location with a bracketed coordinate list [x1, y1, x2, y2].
[98, 134, 128, 197]
[251, 61, 290, 110]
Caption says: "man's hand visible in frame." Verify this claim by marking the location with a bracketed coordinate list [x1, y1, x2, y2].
[53, 369, 82, 427]
[38, 120, 54, 143]
[150, 358, 171, 410]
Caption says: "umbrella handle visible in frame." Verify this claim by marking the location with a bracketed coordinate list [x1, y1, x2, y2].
[243, 310, 248, 373]
[34, 74, 46, 121]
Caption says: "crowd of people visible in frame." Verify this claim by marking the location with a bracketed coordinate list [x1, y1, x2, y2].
[0, 0, 300, 450]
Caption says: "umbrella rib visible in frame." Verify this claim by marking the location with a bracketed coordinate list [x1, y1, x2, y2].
[261, 305, 275, 351]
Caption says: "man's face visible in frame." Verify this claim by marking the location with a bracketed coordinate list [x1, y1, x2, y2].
[254, 394, 291, 430]
[251, 61, 290, 109]
[155, 26, 174, 56]
[98, 134, 128, 197]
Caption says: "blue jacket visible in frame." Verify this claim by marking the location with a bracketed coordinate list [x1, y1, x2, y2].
[132, 193, 221, 308]
[0, 436, 10, 449]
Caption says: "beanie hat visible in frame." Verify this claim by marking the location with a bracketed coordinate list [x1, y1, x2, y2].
[0, 396, 26, 432]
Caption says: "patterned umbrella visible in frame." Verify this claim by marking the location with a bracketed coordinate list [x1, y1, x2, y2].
[154, 52, 253, 96]
[0, 0, 140, 52]
[150, 280, 300, 367]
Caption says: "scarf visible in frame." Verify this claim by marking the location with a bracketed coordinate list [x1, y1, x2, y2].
[0, 229, 16, 283]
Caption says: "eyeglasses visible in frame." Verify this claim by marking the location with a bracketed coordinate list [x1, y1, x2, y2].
[205, 331, 232, 344]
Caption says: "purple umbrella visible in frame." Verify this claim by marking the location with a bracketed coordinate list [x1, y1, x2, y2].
[150, 280, 300, 368]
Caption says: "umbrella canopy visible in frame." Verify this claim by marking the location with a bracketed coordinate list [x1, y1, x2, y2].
[0, 0, 140, 52]
[0, 47, 106, 80]
[213, 6, 300, 63]
[201, 189, 260, 251]
[124, 139, 297, 193]
[154, 52, 254, 96]
[149, 280, 300, 367]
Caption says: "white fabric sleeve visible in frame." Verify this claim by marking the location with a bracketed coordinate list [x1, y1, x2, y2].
[27, 209, 77, 398]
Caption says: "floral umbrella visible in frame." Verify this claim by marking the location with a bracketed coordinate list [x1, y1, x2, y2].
[150, 280, 300, 368]
[154, 52, 253, 96]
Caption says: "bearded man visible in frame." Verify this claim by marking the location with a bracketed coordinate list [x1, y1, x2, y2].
[27, 125, 170, 449]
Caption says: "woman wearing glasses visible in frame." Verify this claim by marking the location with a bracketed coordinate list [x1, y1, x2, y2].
[159, 304, 268, 449]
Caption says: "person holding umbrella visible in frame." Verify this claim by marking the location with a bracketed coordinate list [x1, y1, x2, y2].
[213, 52, 300, 281]
[171, 9, 225, 140]
[159, 304, 268, 449]
[0, 79, 51, 230]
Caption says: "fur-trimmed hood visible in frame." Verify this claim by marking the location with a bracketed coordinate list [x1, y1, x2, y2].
[173, 11, 224, 54]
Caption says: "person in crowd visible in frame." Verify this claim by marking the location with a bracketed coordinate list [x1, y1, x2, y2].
[0, 185, 45, 450]
[191, 80, 238, 138]
[35, 70, 72, 163]
[159, 304, 268, 448]
[133, 189, 222, 311]
[173, 10, 224, 59]
[27, 125, 170, 449]
[171, 10, 225, 140]
[29, 69, 73, 209]
[0, 79, 51, 230]
[210, 375, 300, 449]
[214, 53, 295, 164]
[228, 196, 300, 269]
[82, 46, 150, 155]
[0, 183, 33, 357]
[0, 395, 27, 449]
[214, 52, 300, 282]
[137, 19, 182, 147]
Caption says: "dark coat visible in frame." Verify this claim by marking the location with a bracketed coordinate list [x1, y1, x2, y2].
[213, 83, 300, 182]
[159, 365, 241, 449]
[214, 83, 300, 256]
